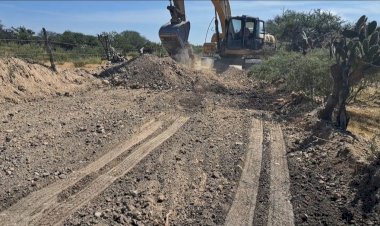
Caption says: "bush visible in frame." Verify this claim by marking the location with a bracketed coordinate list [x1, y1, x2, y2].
[249, 49, 334, 100]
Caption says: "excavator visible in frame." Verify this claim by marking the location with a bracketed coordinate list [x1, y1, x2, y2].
[159, 0, 276, 69]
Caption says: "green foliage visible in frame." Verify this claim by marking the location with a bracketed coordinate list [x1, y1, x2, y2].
[250, 49, 334, 99]
[191, 45, 203, 55]
[127, 51, 140, 59]
[0, 42, 102, 65]
[47, 30, 100, 50]
[13, 26, 35, 42]
[332, 15, 380, 102]
[334, 15, 380, 72]
[0, 19, 166, 64]
[0, 42, 46, 61]
[267, 9, 343, 49]
[73, 57, 102, 68]
[113, 31, 148, 54]
[98, 30, 165, 57]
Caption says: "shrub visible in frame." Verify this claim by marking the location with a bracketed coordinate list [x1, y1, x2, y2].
[249, 49, 334, 100]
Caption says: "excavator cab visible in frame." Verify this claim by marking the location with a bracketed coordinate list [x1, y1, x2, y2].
[224, 15, 265, 53]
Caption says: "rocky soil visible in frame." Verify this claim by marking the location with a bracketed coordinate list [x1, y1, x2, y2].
[0, 55, 378, 225]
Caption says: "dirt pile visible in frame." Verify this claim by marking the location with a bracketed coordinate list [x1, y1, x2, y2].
[105, 55, 224, 91]
[0, 57, 101, 103]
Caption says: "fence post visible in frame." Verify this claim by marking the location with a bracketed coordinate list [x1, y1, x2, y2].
[42, 27, 57, 72]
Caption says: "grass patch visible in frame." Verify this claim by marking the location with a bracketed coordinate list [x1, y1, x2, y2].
[0, 42, 103, 66]
[347, 85, 380, 146]
[73, 57, 102, 68]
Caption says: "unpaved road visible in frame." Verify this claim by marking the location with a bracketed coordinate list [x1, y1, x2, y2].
[0, 76, 295, 225]
[0, 56, 379, 225]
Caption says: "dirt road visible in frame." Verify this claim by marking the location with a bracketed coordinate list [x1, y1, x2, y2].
[0, 56, 379, 225]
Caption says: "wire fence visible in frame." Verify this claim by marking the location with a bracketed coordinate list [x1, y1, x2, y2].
[0, 37, 104, 65]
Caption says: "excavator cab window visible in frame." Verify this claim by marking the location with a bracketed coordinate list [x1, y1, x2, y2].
[227, 18, 243, 49]
[243, 21, 255, 48]
[226, 17, 264, 50]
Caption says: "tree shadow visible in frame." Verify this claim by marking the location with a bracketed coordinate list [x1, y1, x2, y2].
[350, 152, 380, 213]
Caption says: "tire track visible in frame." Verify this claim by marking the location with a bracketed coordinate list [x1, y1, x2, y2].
[0, 113, 174, 226]
[267, 123, 294, 226]
[225, 118, 263, 226]
[31, 116, 189, 226]
[225, 118, 294, 226]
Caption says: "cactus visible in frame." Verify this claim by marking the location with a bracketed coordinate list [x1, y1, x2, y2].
[320, 15, 380, 130]
[335, 16, 380, 68]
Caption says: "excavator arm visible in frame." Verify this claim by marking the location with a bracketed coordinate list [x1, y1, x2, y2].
[159, 0, 190, 58]
[159, 0, 231, 58]
[170, 0, 186, 22]
[211, 0, 231, 38]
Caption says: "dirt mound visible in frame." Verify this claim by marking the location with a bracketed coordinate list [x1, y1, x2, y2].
[0, 57, 101, 103]
[105, 55, 224, 91]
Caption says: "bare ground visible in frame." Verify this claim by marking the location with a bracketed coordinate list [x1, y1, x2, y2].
[0, 55, 379, 225]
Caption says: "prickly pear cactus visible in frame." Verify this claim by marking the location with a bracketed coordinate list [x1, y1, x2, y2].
[334, 15, 380, 69]
[321, 15, 380, 131]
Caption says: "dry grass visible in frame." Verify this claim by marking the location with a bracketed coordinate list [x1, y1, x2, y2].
[347, 87, 380, 147]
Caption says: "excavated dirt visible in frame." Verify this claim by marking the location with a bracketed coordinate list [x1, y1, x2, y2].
[0, 55, 379, 225]
[0, 57, 102, 104]
[284, 114, 380, 225]
[100, 55, 233, 92]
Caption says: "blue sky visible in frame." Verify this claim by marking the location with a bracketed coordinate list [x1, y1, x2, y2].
[0, 1, 380, 44]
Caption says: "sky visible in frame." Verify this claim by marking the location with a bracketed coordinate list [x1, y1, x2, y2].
[0, 1, 380, 45]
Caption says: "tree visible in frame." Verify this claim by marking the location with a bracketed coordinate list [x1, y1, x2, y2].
[319, 15, 380, 130]
[113, 30, 149, 54]
[267, 9, 344, 51]
[11, 26, 35, 43]
[56, 30, 100, 50]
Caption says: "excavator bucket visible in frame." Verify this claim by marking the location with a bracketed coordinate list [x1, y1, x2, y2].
[159, 21, 190, 57]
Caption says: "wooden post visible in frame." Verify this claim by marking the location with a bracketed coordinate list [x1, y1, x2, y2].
[42, 27, 57, 72]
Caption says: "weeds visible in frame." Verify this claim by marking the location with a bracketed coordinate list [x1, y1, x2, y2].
[73, 57, 102, 68]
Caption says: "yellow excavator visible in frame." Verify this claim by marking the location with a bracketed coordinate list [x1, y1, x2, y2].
[159, 0, 276, 68]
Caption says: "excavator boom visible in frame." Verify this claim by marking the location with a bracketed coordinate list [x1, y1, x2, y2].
[211, 0, 231, 37]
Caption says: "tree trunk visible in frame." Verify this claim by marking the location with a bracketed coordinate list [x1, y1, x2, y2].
[319, 64, 342, 121]
[336, 65, 350, 131]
